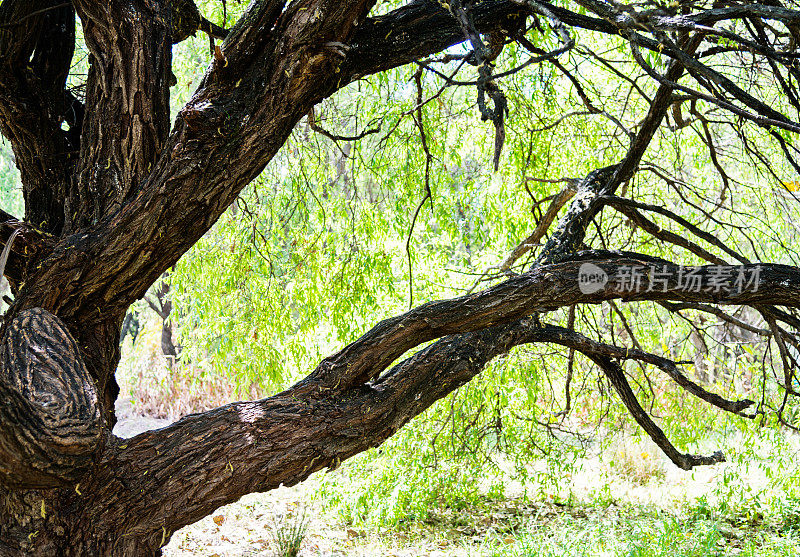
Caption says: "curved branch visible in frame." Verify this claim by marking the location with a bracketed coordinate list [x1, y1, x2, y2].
[289, 256, 800, 396]
[67, 313, 743, 543]
[535, 324, 754, 414]
[608, 200, 728, 265]
[600, 195, 751, 264]
[64, 318, 541, 547]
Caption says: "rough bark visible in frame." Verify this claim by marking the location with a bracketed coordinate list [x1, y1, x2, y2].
[0, 0, 79, 235]
[0, 309, 103, 489]
[67, 0, 172, 233]
[0, 319, 543, 555]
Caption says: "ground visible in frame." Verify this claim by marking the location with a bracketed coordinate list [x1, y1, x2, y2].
[113, 399, 800, 557]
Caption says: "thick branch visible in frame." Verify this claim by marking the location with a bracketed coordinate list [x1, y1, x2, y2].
[3, 0, 656, 321]
[42, 318, 554, 545]
[340, 0, 614, 82]
[3, 0, 383, 427]
[68, 1, 173, 232]
[0, 0, 78, 234]
[64, 312, 744, 543]
[16, 0, 382, 316]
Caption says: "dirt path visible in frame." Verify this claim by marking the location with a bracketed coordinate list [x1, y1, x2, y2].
[113, 398, 173, 438]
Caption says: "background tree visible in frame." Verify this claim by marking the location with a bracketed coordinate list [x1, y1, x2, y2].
[144, 269, 181, 362]
[0, 0, 799, 555]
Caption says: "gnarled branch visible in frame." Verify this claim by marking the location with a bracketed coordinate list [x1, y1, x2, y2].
[0, 309, 103, 489]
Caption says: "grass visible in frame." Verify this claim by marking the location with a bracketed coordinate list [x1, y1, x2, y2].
[161, 450, 800, 556]
[506, 507, 800, 557]
[369, 497, 800, 557]
[270, 506, 309, 557]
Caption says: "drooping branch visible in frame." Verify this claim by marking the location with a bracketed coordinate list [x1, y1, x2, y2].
[0, 0, 798, 491]
[1, 3, 799, 552]
[534, 324, 754, 415]
[5, 250, 793, 494]
[587, 353, 726, 470]
[1, 0, 798, 483]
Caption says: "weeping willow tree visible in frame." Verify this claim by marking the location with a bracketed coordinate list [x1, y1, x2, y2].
[1, 0, 800, 554]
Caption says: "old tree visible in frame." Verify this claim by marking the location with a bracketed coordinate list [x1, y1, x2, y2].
[1, 0, 800, 553]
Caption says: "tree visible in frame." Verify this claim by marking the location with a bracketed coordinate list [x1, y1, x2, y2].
[144, 270, 180, 362]
[0, 0, 799, 554]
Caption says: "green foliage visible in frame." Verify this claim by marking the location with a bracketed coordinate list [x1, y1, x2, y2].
[312, 355, 592, 529]
[0, 142, 22, 217]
